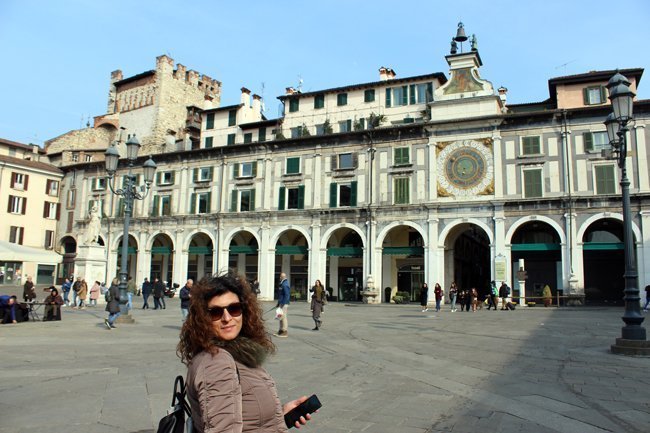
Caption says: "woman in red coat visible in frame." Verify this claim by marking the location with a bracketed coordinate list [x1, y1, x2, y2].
[434, 283, 443, 312]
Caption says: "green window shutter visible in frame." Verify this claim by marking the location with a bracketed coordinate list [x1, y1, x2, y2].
[190, 193, 196, 213]
[426, 83, 433, 102]
[207, 192, 212, 212]
[206, 113, 215, 129]
[595, 165, 616, 194]
[233, 163, 239, 178]
[583, 87, 590, 105]
[297, 185, 305, 209]
[350, 181, 357, 207]
[278, 186, 286, 210]
[228, 110, 237, 126]
[289, 99, 299, 112]
[117, 198, 124, 217]
[401, 86, 408, 105]
[600, 86, 607, 103]
[524, 170, 543, 198]
[170, 172, 175, 185]
[250, 189, 256, 210]
[230, 190, 237, 212]
[156, 172, 161, 186]
[208, 167, 214, 181]
[409, 84, 416, 105]
[330, 183, 337, 208]
[152, 196, 159, 216]
[193, 168, 198, 183]
[386, 88, 392, 107]
[287, 157, 299, 174]
[583, 132, 594, 152]
[259, 128, 266, 142]
[252, 161, 257, 177]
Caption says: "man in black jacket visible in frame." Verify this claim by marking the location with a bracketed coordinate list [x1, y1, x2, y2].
[152, 277, 166, 310]
[141, 278, 152, 309]
[179, 279, 192, 322]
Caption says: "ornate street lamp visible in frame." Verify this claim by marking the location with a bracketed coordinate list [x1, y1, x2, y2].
[105, 135, 156, 317]
[604, 73, 649, 355]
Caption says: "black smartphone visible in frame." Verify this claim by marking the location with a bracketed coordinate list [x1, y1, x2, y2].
[284, 394, 322, 428]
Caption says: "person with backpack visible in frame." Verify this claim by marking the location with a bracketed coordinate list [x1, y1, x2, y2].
[104, 278, 121, 329]
[177, 273, 315, 431]
[499, 281, 510, 310]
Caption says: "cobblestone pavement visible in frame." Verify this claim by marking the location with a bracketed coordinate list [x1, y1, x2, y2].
[0, 298, 648, 432]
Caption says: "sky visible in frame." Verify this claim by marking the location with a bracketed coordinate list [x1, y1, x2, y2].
[1, 0, 649, 146]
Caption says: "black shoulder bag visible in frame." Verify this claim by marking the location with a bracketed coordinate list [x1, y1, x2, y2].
[157, 375, 192, 433]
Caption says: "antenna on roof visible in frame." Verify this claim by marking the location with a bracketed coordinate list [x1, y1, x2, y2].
[297, 75, 303, 92]
[260, 82, 266, 114]
[555, 59, 577, 74]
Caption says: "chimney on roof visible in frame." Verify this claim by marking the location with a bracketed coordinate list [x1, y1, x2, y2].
[285, 87, 297, 95]
[241, 87, 251, 107]
[379, 67, 388, 81]
[252, 94, 262, 115]
[387, 68, 396, 80]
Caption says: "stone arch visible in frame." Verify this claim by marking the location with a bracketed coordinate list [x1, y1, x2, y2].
[145, 231, 176, 251]
[223, 227, 261, 250]
[376, 221, 427, 248]
[270, 225, 312, 251]
[320, 223, 366, 251]
[183, 229, 216, 251]
[438, 218, 494, 247]
[505, 215, 566, 246]
[576, 212, 641, 244]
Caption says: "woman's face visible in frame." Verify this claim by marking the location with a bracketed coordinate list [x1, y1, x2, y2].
[315, 280, 321, 287]
[208, 291, 243, 341]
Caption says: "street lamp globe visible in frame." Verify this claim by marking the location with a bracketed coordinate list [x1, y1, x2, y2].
[125, 134, 141, 161]
[609, 82, 635, 122]
[604, 113, 620, 146]
[143, 157, 157, 185]
[104, 145, 120, 175]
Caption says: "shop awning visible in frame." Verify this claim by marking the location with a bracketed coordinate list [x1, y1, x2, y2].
[0, 240, 63, 264]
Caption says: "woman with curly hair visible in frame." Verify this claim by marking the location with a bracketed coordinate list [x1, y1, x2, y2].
[178, 273, 314, 432]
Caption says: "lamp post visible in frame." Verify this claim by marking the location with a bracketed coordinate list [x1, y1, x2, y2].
[105, 135, 156, 318]
[604, 73, 649, 355]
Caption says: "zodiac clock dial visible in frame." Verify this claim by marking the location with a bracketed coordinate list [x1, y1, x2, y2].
[437, 140, 493, 196]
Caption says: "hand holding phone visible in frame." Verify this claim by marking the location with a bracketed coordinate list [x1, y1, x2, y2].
[284, 394, 321, 429]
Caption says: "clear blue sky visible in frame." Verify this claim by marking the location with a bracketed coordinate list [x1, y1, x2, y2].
[1, 0, 649, 146]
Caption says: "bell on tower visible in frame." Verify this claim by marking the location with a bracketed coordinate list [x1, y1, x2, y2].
[453, 22, 469, 53]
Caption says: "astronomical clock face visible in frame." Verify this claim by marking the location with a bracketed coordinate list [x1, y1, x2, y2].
[437, 140, 493, 197]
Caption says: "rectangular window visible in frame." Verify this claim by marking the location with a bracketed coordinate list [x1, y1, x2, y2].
[415, 83, 433, 103]
[228, 109, 237, 126]
[93, 177, 106, 191]
[227, 133, 236, 145]
[194, 192, 211, 214]
[329, 182, 358, 208]
[583, 86, 607, 105]
[594, 165, 616, 195]
[394, 147, 410, 165]
[338, 120, 352, 133]
[289, 98, 299, 113]
[338, 153, 354, 170]
[278, 185, 305, 210]
[66, 189, 76, 208]
[337, 93, 348, 106]
[386, 85, 409, 107]
[205, 136, 213, 148]
[7, 196, 26, 214]
[521, 136, 541, 155]
[243, 133, 252, 144]
[161, 195, 172, 216]
[46, 180, 59, 196]
[71, 153, 79, 162]
[11, 173, 28, 190]
[394, 177, 410, 204]
[238, 189, 255, 212]
[316, 124, 326, 135]
[157, 171, 175, 186]
[9, 226, 24, 244]
[314, 94, 325, 109]
[291, 127, 302, 139]
[523, 168, 543, 198]
[44, 230, 54, 249]
[206, 113, 215, 129]
[286, 157, 300, 175]
[364, 89, 376, 103]
[234, 161, 257, 178]
[85, 155, 93, 162]
[259, 128, 266, 142]
[583, 131, 610, 153]
[43, 202, 59, 219]
[194, 167, 213, 183]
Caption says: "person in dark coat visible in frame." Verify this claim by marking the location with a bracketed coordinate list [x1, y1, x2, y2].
[310, 279, 326, 330]
[152, 277, 166, 310]
[419, 283, 429, 312]
[23, 276, 36, 302]
[0, 295, 18, 324]
[104, 278, 121, 329]
[179, 279, 192, 322]
[141, 278, 152, 309]
[43, 287, 63, 321]
[434, 283, 443, 312]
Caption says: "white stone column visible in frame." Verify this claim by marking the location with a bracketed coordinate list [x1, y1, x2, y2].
[635, 125, 648, 191]
[308, 218, 322, 301]
[174, 229, 187, 284]
[258, 222, 274, 300]
[492, 132, 503, 197]
[493, 214, 506, 281]
[426, 216, 439, 304]
[639, 210, 650, 290]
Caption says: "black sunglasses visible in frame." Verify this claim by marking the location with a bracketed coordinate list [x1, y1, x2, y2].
[207, 302, 244, 321]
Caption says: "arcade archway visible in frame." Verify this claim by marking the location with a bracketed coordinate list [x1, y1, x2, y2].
[444, 223, 490, 298]
[187, 233, 214, 281]
[116, 235, 138, 280]
[57, 236, 77, 283]
[150, 234, 174, 283]
[382, 225, 425, 302]
[228, 231, 258, 283]
[326, 228, 364, 302]
[275, 230, 309, 300]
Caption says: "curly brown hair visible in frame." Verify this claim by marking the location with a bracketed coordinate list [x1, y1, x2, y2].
[177, 272, 275, 365]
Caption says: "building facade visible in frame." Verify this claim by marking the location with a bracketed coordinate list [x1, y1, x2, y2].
[52, 39, 649, 305]
[0, 138, 63, 286]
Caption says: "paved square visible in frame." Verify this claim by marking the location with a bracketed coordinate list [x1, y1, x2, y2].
[1, 299, 648, 432]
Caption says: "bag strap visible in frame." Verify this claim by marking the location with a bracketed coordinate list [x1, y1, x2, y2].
[171, 375, 191, 417]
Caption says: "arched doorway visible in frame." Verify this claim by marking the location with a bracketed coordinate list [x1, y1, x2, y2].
[115, 234, 138, 281]
[275, 230, 309, 301]
[444, 224, 491, 299]
[57, 236, 77, 284]
[150, 234, 174, 284]
[511, 221, 561, 300]
[382, 225, 425, 303]
[228, 231, 258, 283]
[582, 218, 626, 305]
[188, 233, 214, 281]
[326, 229, 364, 302]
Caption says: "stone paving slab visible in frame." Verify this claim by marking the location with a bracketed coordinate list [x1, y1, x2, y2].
[0, 298, 649, 432]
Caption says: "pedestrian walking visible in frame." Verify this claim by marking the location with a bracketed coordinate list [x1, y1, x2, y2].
[126, 276, 136, 311]
[76, 279, 88, 309]
[251, 277, 260, 297]
[499, 281, 510, 310]
[470, 287, 478, 312]
[419, 283, 429, 312]
[458, 288, 467, 312]
[152, 277, 165, 310]
[72, 276, 81, 307]
[180, 279, 192, 322]
[434, 283, 443, 312]
[274, 272, 290, 337]
[61, 278, 72, 306]
[104, 278, 121, 329]
[88, 281, 100, 306]
[487, 281, 498, 310]
[449, 281, 458, 312]
[542, 284, 553, 307]
[644, 284, 650, 312]
[310, 279, 326, 330]
[141, 278, 152, 309]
